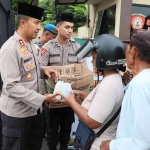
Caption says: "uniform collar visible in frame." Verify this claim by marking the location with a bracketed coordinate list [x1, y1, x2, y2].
[35, 37, 41, 44]
[53, 37, 74, 47]
[14, 31, 34, 47]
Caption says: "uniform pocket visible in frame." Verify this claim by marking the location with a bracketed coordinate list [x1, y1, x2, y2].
[2, 127, 21, 150]
[50, 56, 61, 64]
[68, 56, 78, 64]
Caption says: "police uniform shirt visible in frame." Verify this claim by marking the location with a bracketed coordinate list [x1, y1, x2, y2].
[0, 32, 45, 118]
[34, 37, 42, 56]
[34, 38, 47, 94]
[40, 37, 87, 66]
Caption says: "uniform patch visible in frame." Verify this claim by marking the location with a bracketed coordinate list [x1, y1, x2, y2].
[26, 64, 31, 69]
[23, 52, 29, 57]
[27, 73, 32, 79]
[35, 49, 39, 53]
[130, 14, 145, 30]
[41, 48, 47, 56]
[19, 39, 25, 47]
[30, 62, 35, 67]
[20, 47, 26, 53]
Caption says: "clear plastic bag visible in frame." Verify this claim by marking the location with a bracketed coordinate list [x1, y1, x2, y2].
[53, 80, 72, 100]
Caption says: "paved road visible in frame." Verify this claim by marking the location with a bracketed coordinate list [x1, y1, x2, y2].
[41, 139, 60, 150]
[41, 139, 49, 150]
[41, 140, 74, 150]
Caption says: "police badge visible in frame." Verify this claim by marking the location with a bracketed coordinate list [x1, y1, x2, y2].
[130, 14, 146, 30]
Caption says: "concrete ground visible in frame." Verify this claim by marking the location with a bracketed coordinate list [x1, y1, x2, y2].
[41, 139, 49, 150]
[41, 139, 60, 150]
[41, 139, 74, 150]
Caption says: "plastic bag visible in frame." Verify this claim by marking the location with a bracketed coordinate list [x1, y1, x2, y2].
[53, 80, 72, 100]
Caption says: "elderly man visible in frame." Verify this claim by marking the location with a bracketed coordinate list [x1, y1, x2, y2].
[100, 29, 150, 150]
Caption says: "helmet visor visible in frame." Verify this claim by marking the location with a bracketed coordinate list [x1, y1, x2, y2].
[75, 39, 99, 59]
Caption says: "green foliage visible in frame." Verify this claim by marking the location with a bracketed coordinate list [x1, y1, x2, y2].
[39, 0, 87, 31]
[12, 0, 32, 10]
[12, 0, 87, 31]
[107, 5, 116, 32]
[69, 5, 87, 16]
[39, 0, 56, 26]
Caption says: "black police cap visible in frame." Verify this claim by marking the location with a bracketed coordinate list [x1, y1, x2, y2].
[56, 13, 74, 23]
[18, 2, 44, 20]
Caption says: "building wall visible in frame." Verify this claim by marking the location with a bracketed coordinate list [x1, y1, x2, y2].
[132, 0, 150, 5]
[89, 0, 122, 37]
[89, 0, 150, 38]
[77, 26, 92, 38]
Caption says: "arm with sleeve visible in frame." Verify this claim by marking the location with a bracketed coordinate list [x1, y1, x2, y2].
[87, 89, 116, 124]
[40, 43, 50, 66]
[110, 82, 150, 150]
[1, 46, 45, 109]
[39, 42, 51, 94]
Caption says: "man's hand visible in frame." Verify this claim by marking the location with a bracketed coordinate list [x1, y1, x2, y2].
[100, 140, 111, 150]
[44, 93, 61, 104]
[44, 67, 60, 82]
[43, 93, 49, 107]
[73, 90, 88, 101]
[122, 70, 133, 85]
[58, 91, 76, 107]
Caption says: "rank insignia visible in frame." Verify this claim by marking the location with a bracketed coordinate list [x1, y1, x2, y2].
[27, 73, 32, 79]
[20, 47, 26, 53]
[23, 52, 29, 57]
[131, 14, 146, 30]
[26, 64, 31, 69]
[19, 39, 25, 47]
[30, 62, 35, 67]
[41, 48, 47, 56]
[35, 49, 38, 53]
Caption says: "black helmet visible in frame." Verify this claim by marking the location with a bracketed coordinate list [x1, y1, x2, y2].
[75, 34, 126, 72]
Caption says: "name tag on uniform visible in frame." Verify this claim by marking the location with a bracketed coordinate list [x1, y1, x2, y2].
[68, 53, 75, 56]
[24, 57, 32, 63]
[50, 54, 60, 57]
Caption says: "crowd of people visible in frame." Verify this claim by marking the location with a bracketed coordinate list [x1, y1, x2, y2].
[0, 2, 150, 150]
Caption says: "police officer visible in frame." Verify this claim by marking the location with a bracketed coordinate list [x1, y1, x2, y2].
[35, 24, 58, 55]
[40, 13, 87, 150]
[35, 24, 58, 134]
[35, 24, 58, 141]
[0, 2, 60, 150]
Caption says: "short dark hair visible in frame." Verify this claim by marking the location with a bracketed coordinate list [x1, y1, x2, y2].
[42, 28, 50, 34]
[17, 15, 29, 27]
[135, 46, 150, 64]
[56, 21, 64, 25]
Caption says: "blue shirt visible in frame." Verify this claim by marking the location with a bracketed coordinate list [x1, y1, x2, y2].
[110, 69, 150, 150]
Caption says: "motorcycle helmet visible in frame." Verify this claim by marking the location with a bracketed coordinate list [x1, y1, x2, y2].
[75, 34, 126, 72]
